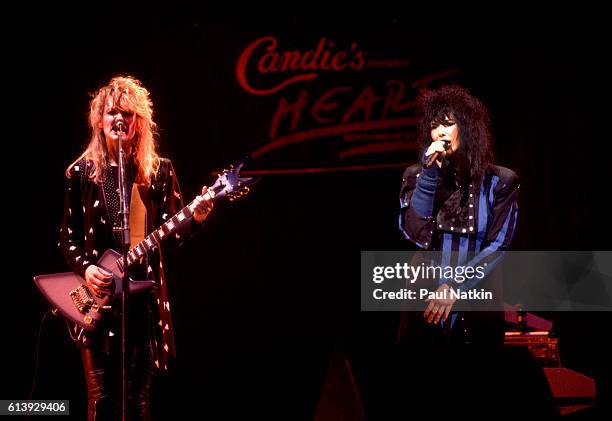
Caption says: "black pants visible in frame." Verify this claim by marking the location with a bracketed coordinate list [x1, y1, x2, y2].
[79, 297, 154, 420]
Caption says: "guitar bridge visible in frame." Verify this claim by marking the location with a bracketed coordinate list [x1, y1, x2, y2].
[70, 285, 95, 314]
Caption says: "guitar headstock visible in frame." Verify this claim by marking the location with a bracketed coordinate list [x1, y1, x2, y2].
[209, 156, 259, 201]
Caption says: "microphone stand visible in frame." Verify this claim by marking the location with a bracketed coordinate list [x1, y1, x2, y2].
[115, 125, 131, 421]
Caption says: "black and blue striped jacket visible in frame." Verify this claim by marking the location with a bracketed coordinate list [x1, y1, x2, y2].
[399, 163, 519, 294]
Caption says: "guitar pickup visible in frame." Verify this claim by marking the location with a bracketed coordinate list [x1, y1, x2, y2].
[70, 285, 95, 314]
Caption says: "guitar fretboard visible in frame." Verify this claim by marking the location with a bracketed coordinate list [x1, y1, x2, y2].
[120, 193, 213, 268]
[110, 159, 255, 271]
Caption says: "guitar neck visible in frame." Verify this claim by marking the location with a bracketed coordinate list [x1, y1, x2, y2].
[123, 188, 218, 267]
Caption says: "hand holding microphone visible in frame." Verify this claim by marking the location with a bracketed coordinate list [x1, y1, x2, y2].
[424, 139, 451, 168]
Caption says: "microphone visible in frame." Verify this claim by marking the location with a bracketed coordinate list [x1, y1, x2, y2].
[113, 120, 126, 134]
[424, 140, 451, 168]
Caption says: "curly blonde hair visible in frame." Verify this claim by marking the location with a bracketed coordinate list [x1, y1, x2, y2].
[67, 75, 160, 184]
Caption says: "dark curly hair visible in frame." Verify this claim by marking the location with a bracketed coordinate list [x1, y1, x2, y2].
[417, 85, 494, 184]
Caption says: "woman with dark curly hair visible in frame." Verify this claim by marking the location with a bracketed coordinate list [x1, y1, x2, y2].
[398, 84, 519, 344]
[390, 84, 521, 416]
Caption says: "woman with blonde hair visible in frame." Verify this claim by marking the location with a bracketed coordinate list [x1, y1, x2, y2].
[60, 75, 213, 420]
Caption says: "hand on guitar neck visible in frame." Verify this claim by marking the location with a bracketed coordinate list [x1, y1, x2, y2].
[192, 186, 215, 224]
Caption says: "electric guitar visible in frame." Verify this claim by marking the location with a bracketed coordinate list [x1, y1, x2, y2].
[33, 158, 258, 332]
